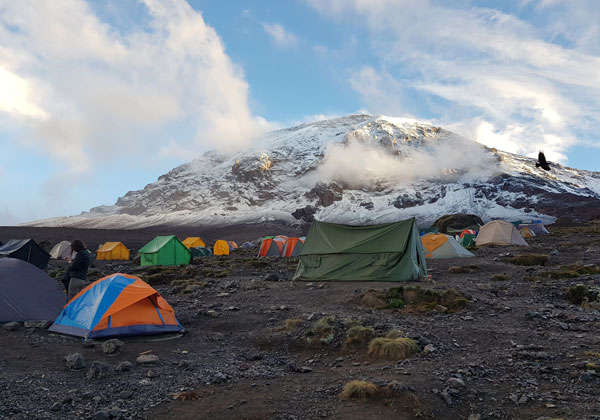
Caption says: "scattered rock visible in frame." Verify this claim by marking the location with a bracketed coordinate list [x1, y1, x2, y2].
[115, 361, 132, 372]
[87, 361, 111, 379]
[50, 402, 62, 412]
[102, 339, 124, 355]
[82, 339, 96, 348]
[95, 408, 123, 420]
[550, 249, 559, 255]
[146, 369, 158, 378]
[24, 320, 51, 329]
[206, 310, 218, 317]
[264, 273, 279, 282]
[447, 378, 465, 388]
[424, 344, 436, 354]
[468, 415, 482, 420]
[136, 354, 160, 365]
[3, 321, 19, 331]
[65, 353, 86, 370]
[287, 362, 313, 373]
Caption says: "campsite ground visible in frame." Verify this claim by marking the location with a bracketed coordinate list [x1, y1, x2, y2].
[1, 220, 600, 420]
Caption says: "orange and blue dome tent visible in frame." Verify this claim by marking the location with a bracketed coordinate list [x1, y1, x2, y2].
[282, 237, 305, 257]
[227, 240, 238, 250]
[258, 237, 286, 257]
[97, 242, 130, 260]
[49, 273, 183, 339]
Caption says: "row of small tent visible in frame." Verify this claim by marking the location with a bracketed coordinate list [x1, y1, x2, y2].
[0, 258, 182, 339]
[1, 217, 552, 339]
[0, 236, 241, 269]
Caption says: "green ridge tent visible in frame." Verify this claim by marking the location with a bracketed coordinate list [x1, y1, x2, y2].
[294, 218, 427, 282]
[139, 236, 191, 267]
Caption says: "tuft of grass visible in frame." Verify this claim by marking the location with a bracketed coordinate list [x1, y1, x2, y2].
[344, 326, 375, 350]
[385, 330, 405, 339]
[387, 298, 404, 309]
[282, 318, 303, 331]
[584, 351, 600, 359]
[492, 274, 509, 281]
[510, 254, 549, 266]
[368, 337, 418, 360]
[547, 270, 580, 279]
[565, 284, 589, 305]
[339, 380, 379, 400]
[584, 362, 600, 373]
[360, 290, 388, 309]
[440, 289, 468, 313]
[448, 266, 472, 274]
[312, 316, 335, 335]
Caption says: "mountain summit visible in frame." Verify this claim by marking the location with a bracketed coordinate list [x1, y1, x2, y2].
[31, 115, 600, 229]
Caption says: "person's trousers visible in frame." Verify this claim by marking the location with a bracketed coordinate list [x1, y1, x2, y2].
[68, 277, 88, 301]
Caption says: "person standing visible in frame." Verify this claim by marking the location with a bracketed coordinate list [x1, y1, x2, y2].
[61, 239, 92, 301]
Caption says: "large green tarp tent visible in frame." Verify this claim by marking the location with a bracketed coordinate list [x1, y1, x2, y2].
[294, 218, 427, 282]
[139, 236, 190, 267]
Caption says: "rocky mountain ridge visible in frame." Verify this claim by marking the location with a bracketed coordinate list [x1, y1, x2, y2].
[28, 114, 600, 229]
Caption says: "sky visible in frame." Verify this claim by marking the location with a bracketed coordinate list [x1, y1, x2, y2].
[1, 0, 600, 225]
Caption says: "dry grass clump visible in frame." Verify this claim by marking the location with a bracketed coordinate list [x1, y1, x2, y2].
[584, 351, 600, 359]
[448, 266, 472, 274]
[545, 263, 600, 280]
[339, 380, 379, 400]
[492, 274, 509, 281]
[564, 284, 598, 305]
[171, 279, 209, 294]
[282, 318, 303, 331]
[439, 289, 468, 313]
[510, 254, 549, 266]
[312, 316, 335, 335]
[171, 390, 201, 400]
[367, 337, 418, 360]
[344, 326, 376, 350]
[360, 290, 388, 309]
[385, 330, 405, 339]
[359, 286, 468, 313]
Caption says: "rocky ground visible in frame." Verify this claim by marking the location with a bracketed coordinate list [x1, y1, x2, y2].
[1, 221, 600, 420]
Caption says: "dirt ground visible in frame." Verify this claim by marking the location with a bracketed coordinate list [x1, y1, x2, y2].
[1, 221, 600, 420]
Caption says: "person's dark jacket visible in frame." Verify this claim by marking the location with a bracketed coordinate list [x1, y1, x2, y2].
[61, 249, 92, 290]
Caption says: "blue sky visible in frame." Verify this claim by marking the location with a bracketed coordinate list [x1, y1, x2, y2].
[1, 0, 599, 225]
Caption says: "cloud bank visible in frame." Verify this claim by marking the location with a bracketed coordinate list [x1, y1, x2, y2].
[307, 0, 600, 164]
[0, 0, 264, 177]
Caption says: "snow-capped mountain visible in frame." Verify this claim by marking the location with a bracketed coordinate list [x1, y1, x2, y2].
[29, 114, 600, 229]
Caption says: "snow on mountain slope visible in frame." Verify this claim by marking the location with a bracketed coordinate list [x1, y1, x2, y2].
[28, 114, 600, 229]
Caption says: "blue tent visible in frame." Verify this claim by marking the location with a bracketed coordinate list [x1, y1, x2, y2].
[49, 273, 183, 339]
[0, 258, 65, 322]
[0, 239, 50, 269]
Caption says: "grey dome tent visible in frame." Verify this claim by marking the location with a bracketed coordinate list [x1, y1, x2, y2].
[0, 258, 66, 322]
[0, 239, 51, 269]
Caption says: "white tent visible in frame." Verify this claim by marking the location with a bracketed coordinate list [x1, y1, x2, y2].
[49, 241, 72, 259]
[476, 220, 529, 247]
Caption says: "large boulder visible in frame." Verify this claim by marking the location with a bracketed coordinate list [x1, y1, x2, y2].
[432, 213, 483, 234]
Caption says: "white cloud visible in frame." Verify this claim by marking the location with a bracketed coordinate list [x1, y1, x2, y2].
[261, 22, 297, 47]
[0, 0, 264, 177]
[306, 0, 600, 164]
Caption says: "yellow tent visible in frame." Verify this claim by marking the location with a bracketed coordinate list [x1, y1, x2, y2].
[213, 240, 230, 256]
[97, 242, 130, 260]
[183, 237, 206, 248]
